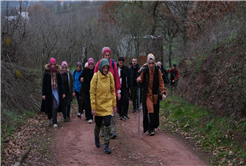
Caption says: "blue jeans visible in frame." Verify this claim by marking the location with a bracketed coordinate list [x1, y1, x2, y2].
[63, 102, 71, 119]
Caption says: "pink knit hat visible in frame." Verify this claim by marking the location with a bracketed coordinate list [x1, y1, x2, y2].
[88, 58, 95, 66]
[102, 47, 111, 58]
[61, 61, 68, 74]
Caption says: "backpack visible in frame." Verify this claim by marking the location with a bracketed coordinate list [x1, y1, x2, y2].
[111, 59, 115, 70]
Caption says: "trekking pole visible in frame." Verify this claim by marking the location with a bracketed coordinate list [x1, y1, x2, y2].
[80, 82, 84, 120]
[138, 87, 140, 135]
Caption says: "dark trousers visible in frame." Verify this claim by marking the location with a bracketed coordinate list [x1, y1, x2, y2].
[148, 113, 156, 131]
[62, 102, 71, 119]
[131, 87, 139, 110]
[84, 94, 93, 120]
[117, 88, 129, 117]
[95, 115, 111, 127]
[48, 96, 58, 124]
[170, 81, 178, 94]
[75, 90, 81, 114]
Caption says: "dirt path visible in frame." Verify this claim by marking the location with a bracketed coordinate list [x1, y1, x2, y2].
[51, 103, 208, 166]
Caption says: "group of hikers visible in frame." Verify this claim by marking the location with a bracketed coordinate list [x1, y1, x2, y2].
[41, 47, 179, 154]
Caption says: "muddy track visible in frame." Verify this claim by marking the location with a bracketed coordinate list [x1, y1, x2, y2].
[51, 103, 208, 166]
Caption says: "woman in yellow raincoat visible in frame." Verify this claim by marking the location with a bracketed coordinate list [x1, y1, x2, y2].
[90, 58, 116, 154]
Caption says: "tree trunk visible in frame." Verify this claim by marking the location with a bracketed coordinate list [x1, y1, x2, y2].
[134, 38, 140, 60]
[182, 3, 188, 52]
[168, 36, 173, 68]
[42, 49, 44, 74]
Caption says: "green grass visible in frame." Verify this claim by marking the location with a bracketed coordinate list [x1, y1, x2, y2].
[70, 66, 77, 72]
[159, 95, 246, 165]
[1, 109, 36, 159]
[163, 58, 179, 69]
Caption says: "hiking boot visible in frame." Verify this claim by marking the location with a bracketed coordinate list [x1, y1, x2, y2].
[88, 119, 93, 124]
[111, 133, 117, 139]
[53, 124, 58, 128]
[67, 117, 70, 121]
[101, 133, 104, 137]
[95, 136, 100, 148]
[48, 119, 52, 126]
[81, 113, 84, 118]
[77, 113, 81, 117]
[63, 118, 67, 122]
[119, 116, 123, 120]
[132, 110, 136, 113]
[104, 144, 111, 154]
[149, 130, 155, 136]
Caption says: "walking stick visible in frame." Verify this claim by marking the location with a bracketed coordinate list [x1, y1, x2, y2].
[138, 87, 140, 135]
[80, 82, 84, 119]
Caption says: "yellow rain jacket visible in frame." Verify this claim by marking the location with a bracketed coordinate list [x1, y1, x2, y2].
[90, 71, 116, 116]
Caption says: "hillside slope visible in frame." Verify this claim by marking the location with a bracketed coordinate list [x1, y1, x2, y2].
[178, 33, 246, 118]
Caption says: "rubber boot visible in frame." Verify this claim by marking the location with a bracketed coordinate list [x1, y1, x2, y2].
[104, 125, 111, 154]
[101, 125, 104, 137]
[104, 144, 111, 154]
[94, 125, 101, 148]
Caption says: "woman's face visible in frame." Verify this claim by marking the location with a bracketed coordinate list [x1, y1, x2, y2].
[51, 62, 56, 69]
[102, 65, 109, 75]
[88, 63, 94, 70]
[62, 65, 67, 73]
[118, 61, 124, 68]
[148, 59, 155, 70]
[77, 65, 81, 72]
[103, 52, 111, 61]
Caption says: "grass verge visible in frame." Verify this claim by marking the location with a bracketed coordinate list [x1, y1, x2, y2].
[159, 95, 246, 166]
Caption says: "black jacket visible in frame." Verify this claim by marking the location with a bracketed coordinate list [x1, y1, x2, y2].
[117, 65, 130, 90]
[61, 71, 75, 102]
[129, 64, 141, 90]
[41, 64, 65, 114]
[78, 67, 94, 95]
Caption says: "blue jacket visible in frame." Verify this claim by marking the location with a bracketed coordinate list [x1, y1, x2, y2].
[129, 64, 141, 90]
[73, 70, 83, 93]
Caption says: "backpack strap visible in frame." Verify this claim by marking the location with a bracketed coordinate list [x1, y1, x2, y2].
[111, 59, 115, 70]
[73, 70, 76, 78]
[109, 72, 112, 89]
[97, 72, 98, 84]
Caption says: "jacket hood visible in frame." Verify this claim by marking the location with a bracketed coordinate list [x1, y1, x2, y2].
[45, 64, 61, 73]
[99, 58, 109, 75]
